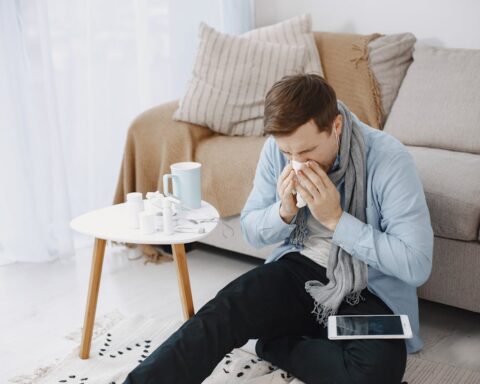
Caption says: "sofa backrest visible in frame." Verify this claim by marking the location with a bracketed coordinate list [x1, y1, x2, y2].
[384, 45, 480, 155]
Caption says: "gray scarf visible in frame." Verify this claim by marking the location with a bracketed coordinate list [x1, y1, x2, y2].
[289, 100, 368, 326]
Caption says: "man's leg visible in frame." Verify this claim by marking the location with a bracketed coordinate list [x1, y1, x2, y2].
[256, 259, 407, 384]
[123, 253, 327, 384]
[256, 331, 406, 384]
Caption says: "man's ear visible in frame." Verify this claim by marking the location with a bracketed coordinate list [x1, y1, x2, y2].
[335, 114, 343, 135]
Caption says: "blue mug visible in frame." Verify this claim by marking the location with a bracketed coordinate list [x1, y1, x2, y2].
[163, 162, 202, 209]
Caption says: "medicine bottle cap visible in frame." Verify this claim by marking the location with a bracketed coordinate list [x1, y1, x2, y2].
[126, 192, 143, 202]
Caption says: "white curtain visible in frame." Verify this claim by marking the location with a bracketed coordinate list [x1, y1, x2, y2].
[0, 0, 253, 265]
[221, 0, 255, 34]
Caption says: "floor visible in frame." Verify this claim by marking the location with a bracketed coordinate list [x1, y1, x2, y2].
[1, 241, 480, 382]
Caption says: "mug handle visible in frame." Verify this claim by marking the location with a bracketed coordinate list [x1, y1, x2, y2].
[163, 174, 180, 199]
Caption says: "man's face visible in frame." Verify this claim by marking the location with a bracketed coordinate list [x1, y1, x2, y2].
[275, 115, 343, 173]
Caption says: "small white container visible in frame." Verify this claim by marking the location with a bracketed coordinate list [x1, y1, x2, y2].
[145, 191, 164, 214]
[144, 199, 153, 214]
[154, 214, 164, 231]
[138, 211, 156, 234]
[162, 199, 174, 235]
[126, 192, 144, 229]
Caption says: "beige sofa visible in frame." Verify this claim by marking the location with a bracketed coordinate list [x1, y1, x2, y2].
[114, 32, 480, 314]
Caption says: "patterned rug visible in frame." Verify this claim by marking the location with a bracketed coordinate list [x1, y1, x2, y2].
[9, 311, 480, 384]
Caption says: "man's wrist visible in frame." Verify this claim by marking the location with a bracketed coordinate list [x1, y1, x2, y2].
[279, 204, 296, 224]
[324, 209, 343, 231]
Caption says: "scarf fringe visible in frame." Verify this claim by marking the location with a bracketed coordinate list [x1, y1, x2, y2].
[305, 280, 337, 327]
[306, 280, 366, 327]
[345, 291, 366, 306]
[309, 291, 366, 328]
[311, 300, 336, 327]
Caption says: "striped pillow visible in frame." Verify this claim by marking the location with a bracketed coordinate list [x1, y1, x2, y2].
[243, 14, 323, 76]
[173, 23, 308, 136]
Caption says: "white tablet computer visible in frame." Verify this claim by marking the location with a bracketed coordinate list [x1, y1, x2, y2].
[328, 314, 413, 340]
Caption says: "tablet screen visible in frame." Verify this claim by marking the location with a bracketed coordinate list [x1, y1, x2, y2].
[336, 315, 404, 336]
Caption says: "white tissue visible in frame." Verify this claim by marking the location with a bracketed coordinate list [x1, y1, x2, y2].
[291, 160, 307, 208]
[146, 191, 165, 214]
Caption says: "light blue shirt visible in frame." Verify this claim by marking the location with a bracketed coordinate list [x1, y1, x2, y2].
[240, 113, 434, 354]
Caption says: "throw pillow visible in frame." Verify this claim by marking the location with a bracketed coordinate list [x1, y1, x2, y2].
[173, 23, 307, 136]
[368, 33, 416, 125]
[313, 31, 384, 128]
[243, 14, 323, 76]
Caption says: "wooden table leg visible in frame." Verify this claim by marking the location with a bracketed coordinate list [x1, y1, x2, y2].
[172, 243, 195, 320]
[79, 238, 106, 359]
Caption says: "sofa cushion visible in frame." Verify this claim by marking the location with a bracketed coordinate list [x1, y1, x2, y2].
[368, 33, 416, 125]
[406, 146, 480, 242]
[195, 135, 267, 217]
[384, 45, 480, 154]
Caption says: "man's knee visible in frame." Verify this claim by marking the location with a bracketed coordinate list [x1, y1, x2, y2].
[343, 339, 406, 384]
[287, 338, 405, 384]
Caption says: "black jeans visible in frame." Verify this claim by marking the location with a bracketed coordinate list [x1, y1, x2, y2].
[123, 252, 407, 384]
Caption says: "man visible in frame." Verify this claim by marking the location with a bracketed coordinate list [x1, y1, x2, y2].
[124, 74, 433, 384]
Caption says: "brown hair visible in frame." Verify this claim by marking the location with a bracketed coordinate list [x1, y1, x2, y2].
[263, 73, 339, 136]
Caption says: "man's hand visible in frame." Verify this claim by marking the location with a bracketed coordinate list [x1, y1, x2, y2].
[277, 163, 299, 224]
[295, 160, 343, 231]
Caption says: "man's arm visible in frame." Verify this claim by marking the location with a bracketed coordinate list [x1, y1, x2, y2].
[240, 138, 297, 248]
[332, 150, 434, 287]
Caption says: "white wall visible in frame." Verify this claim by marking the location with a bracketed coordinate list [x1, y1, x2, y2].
[254, 0, 480, 49]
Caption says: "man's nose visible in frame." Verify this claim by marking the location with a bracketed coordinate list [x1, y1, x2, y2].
[292, 155, 307, 163]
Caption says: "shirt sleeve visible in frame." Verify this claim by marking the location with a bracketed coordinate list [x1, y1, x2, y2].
[240, 138, 297, 248]
[332, 150, 434, 287]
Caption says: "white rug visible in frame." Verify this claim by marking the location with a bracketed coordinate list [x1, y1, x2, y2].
[8, 311, 182, 384]
[8, 311, 298, 384]
[9, 311, 480, 384]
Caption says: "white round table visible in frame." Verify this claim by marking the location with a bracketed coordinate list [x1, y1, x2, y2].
[70, 200, 219, 359]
